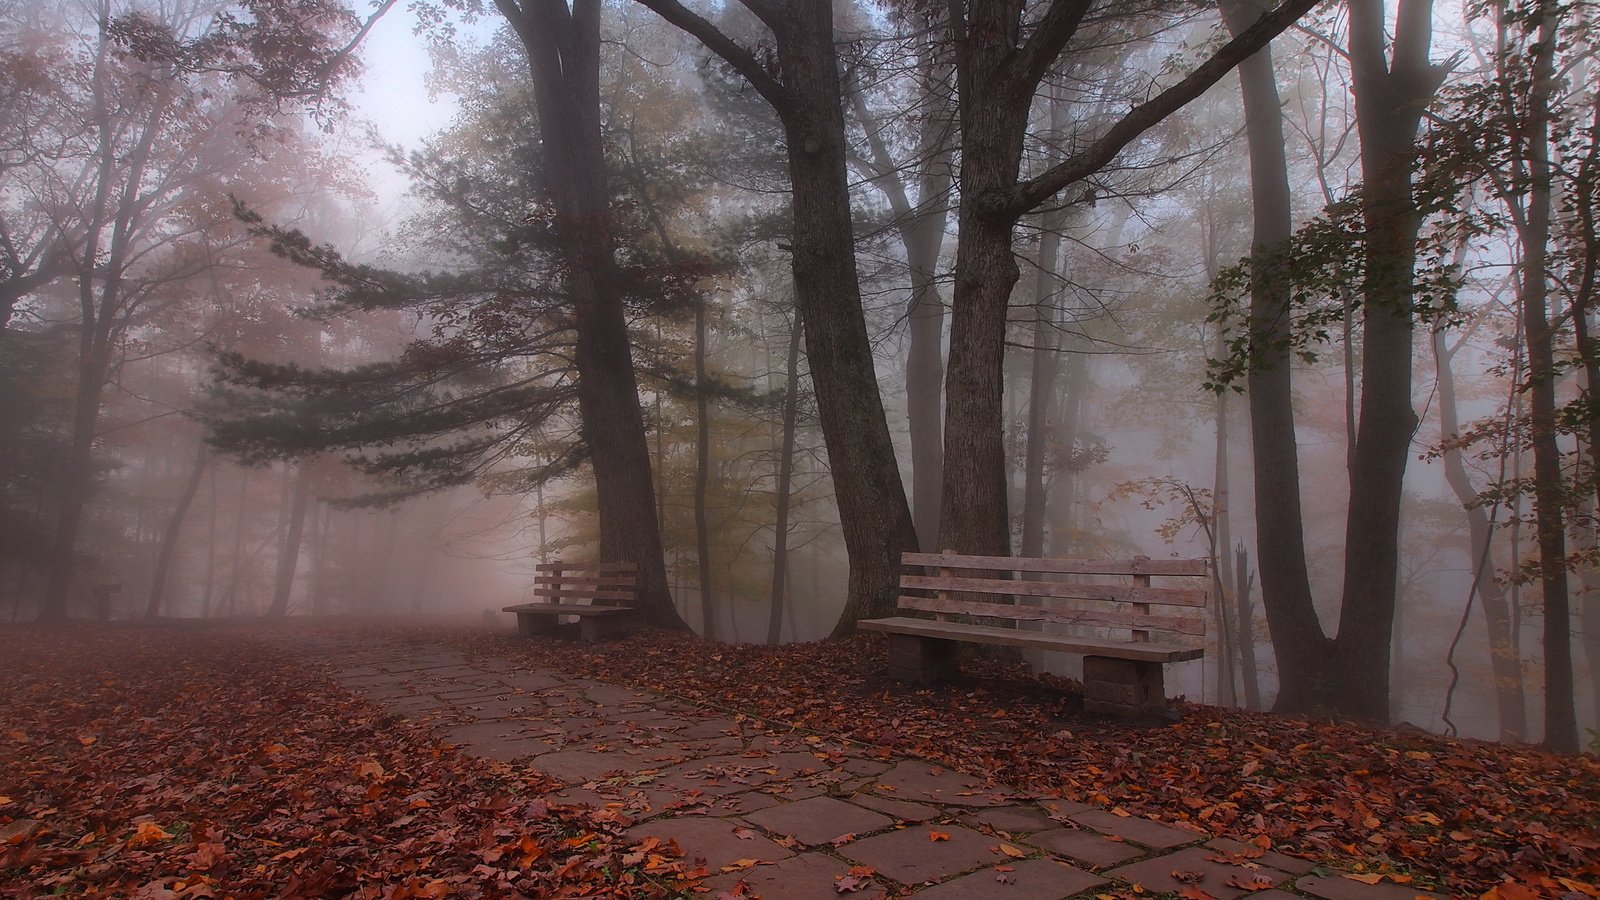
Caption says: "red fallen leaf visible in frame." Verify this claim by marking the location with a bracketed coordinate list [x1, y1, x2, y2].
[1178, 887, 1218, 900]
[929, 830, 951, 842]
[1343, 873, 1384, 885]
[128, 821, 173, 847]
[995, 842, 1026, 858]
[733, 827, 758, 840]
[834, 874, 870, 893]
[720, 857, 763, 873]
[1225, 874, 1275, 891]
[829, 833, 857, 846]
[1172, 870, 1205, 884]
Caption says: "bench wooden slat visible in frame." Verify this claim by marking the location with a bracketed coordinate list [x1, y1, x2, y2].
[535, 562, 638, 574]
[899, 574, 1206, 608]
[860, 616, 1203, 663]
[534, 575, 639, 587]
[530, 589, 636, 602]
[503, 603, 633, 616]
[897, 595, 1205, 636]
[902, 553, 1207, 577]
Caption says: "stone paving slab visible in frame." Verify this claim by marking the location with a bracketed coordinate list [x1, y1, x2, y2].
[287, 632, 1446, 900]
[912, 857, 1106, 900]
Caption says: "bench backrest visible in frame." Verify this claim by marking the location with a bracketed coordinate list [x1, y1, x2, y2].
[533, 561, 639, 607]
[897, 552, 1208, 645]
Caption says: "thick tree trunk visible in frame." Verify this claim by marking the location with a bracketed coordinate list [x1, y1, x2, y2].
[940, 4, 1029, 557]
[1433, 331, 1527, 741]
[496, 0, 686, 630]
[1219, 0, 1330, 709]
[694, 301, 716, 638]
[767, 312, 803, 646]
[144, 439, 209, 620]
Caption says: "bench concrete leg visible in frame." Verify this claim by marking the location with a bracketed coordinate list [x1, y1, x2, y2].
[516, 612, 559, 637]
[1081, 656, 1166, 716]
[578, 615, 628, 642]
[885, 633, 959, 683]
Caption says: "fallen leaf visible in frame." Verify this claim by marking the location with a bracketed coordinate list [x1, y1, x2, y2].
[996, 842, 1026, 858]
[929, 830, 951, 842]
[1225, 874, 1275, 891]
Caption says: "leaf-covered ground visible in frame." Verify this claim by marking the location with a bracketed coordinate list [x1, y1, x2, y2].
[440, 625, 1600, 898]
[0, 626, 704, 898]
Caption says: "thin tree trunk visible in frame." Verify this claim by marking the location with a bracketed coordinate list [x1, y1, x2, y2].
[267, 464, 312, 618]
[144, 439, 209, 619]
[225, 468, 248, 617]
[1234, 544, 1263, 710]
[768, 311, 803, 646]
[1433, 330, 1527, 741]
[1512, 1, 1575, 751]
[694, 300, 716, 638]
[200, 464, 218, 618]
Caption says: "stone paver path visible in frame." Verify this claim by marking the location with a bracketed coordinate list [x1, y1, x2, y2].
[294, 634, 1443, 900]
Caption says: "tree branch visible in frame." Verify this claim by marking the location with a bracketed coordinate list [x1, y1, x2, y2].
[630, 0, 792, 116]
[1005, 0, 1321, 218]
[1010, 0, 1095, 95]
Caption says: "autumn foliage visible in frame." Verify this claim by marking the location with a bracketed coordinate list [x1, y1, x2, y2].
[0, 627, 702, 898]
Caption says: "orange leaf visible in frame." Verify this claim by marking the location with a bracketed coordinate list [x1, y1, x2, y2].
[1178, 888, 1218, 900]
[996, 842, 1026, 858]
[929, 830, 951, 842]
[128, 821, 173, 847]
[1225, 874, 1275, 891]
[1343, 874, 1385, 885]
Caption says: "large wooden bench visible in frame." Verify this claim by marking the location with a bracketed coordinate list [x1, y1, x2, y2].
[859, 553, 1207, 716]
[503, 561, 637, 641]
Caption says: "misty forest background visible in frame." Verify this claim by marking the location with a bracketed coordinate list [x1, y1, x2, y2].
[2, 0, 1597, 752]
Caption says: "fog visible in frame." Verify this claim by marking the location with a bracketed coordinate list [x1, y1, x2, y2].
[2, 0, 1595, 751]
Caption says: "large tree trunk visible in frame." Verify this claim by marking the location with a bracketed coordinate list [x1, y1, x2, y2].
[144, 439, 209, 619]
[495, 0, 686, 630]
[768, 4, 920, 635]
[1433, 331, 1528, 741]
[1219, 0, 1329, 709]
[767, 311, 803, 646]
[39, 351, 110, 621]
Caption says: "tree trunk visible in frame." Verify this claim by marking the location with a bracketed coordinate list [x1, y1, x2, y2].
[768, 311, 803, 645]
[1234, 544, 1264, 710]
[495, 0, 686, 630]
[766, 5, 921, 635]
[267, 464, 311, 617]
[1433, 331, 1527, 741]
[144, 439, 209, 619]
[39, 350, 110, 621]
[1220, 0, 1330, 709]
[200, 463, 218, 618]
[1021, 91, 1069, 562]
[1512, 1, 1575, 752]
[694, 300, 716, 638]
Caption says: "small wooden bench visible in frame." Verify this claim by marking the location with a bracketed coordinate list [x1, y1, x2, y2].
[859, 552, 1207, 716]
[503, 561, 637, 641]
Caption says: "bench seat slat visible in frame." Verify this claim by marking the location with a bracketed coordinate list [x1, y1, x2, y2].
[902, 552, 1207, 577]
[860, 616, 1203, 663]
[534, 575, 639, 587]
[899, 574, 1205, 608]
[503, 603, 634, 616]
[897, 595, 1205, 636]
[531, 586, 630, 598]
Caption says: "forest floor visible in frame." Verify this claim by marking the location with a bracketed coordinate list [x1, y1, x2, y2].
[1, 618, 1597, 899]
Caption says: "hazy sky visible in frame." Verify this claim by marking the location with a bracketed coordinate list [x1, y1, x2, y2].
[349, 5, 459, 204]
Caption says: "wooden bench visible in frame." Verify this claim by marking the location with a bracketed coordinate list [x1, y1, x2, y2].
[859, 552, 1207, 716]
[502, 561, 637, 641]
